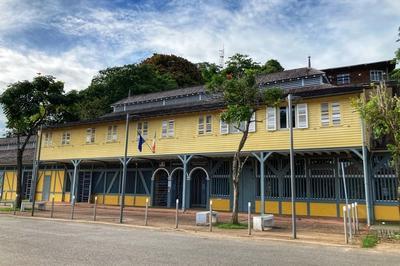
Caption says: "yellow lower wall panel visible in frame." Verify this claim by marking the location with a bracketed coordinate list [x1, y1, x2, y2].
[64, 193, 70, 203]
[282, 201, 307, 216]
[103, 195, 119, 205]
[255, 200, 279, 214]
[310, 202, 337, 217]
[134, 196, 151, 207]
[339, 204, 367, 219]
[374, 205, 400, 221]
[211, 198, 230, 211]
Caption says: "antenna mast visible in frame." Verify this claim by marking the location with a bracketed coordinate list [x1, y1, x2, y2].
[218, 44, 224, 68]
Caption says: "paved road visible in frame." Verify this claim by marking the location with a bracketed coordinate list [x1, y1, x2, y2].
[0, 216, 399, 266]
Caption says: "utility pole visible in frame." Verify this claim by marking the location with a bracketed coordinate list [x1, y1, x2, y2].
[288, 94, 297, 239]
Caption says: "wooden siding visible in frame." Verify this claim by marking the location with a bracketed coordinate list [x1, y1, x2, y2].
[41, 94, 362, 161]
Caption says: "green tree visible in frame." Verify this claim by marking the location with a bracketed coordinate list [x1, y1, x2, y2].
[196, 62, 220, 83]
[260, 59, 284, 74]
[353, 83, 400, 217]
[0, 75, 66, 208]
[76, 64, 177, 119]
[208, 55, 282, 224]
[142, 54, 203, 87]
[224, 53, 261, 77]
[391, 26, 400, 81]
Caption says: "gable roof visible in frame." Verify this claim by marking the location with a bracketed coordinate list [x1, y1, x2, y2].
[256, 67, 325, 85]
[112, 85, 205, 106]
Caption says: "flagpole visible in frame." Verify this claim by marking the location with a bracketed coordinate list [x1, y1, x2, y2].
[119, 113, 130, 223]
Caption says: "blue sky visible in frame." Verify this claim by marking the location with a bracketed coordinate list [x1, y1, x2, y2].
[0, 0, 399, 133]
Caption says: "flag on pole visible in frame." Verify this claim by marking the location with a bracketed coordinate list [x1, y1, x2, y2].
[138, 133, 145, 152]
[151, 132, 156, 153]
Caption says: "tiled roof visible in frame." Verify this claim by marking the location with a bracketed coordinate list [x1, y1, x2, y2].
[112, 85, 205, 106]
[0, 136, 36, 166]
[256, 67, 325, 84]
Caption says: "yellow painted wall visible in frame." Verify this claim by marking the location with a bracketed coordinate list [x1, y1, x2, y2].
[255, 200, 279, 214]
[339, 203, 367, 219]
[40, 94, 362, 161]
[310, 202, 337, 217]
[35, 170, 66, 202]
[93, 194, 150, 207]
[210, 198, 230, 211]
[1, 171, 16, 200]
[281, 201, 308, 216]
[374, 205, 400, 221]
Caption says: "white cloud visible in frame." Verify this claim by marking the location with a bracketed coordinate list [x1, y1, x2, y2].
[0, 0, 398, 132]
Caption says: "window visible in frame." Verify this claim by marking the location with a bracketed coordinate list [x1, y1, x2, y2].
[279, 106, 296, 129]
[332, 102, 341, 125]
[248, 112, 256, 132]
[266, 107, 277, 131]
[337, 74, 350, 85]
[106, 125, 118, 142]
[198, 115, 212, 135]
[86, 128, 96, 144]
[321, 103, 329, 127]
[137, 121, 148, 139]
[220, 119, 229, 134]
[61, 131, 71, 145]
[161, 120, 174, 137]
[370, 70, 384, 82]
[296, 104, 308, 128]
[205, 115, 212, 133]
[229, 122, 245, 133]
[44, 132, 52, 146]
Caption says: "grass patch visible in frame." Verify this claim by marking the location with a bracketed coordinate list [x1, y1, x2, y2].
[361, 234, 379, 248]
[0, 207, 18, 212]
[216, 222, 248, 229]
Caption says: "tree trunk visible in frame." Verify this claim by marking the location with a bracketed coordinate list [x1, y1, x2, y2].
[230, 119, 251, 224]
[15, 148, 23, 208]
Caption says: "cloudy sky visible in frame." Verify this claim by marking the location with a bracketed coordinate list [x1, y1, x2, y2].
[0, 0, 399, 132]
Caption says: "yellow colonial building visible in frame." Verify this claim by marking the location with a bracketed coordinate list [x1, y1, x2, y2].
[1, 62, 398, 222]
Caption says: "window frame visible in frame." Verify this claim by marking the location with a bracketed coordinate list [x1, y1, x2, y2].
[336, 73, 350, 85]
[86, 128, 96, 144]
[331, 102, 341, 126]
[106, 125, 118, 142]
[320, 102, 330, 127]
[61, 131, 71, 145]
[370, 70, 384, 82]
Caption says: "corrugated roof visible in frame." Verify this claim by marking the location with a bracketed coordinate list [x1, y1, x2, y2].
[256, 67, 325, 84]
[321, 60, 395, 71]
[112, 85, 205, 106]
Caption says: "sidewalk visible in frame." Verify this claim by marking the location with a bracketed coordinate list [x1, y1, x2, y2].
[0, 203, 365, 246]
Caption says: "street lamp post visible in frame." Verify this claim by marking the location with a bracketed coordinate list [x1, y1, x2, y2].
[288, 94, 297, 239]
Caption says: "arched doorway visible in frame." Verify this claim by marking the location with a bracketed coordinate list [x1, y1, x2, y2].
[189, 167, 209, 208]
[152, 168, 170, 207]
[169, 167, 183, 208]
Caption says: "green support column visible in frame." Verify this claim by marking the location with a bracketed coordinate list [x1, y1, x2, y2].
[252, 152, 273, 215]
[178, 155, 193, 211]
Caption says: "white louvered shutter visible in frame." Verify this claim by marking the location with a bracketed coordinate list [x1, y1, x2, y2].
[266, 107, 277, 131]
[248, 112, 256, 132]
[296, 103, 308, 128]
[220, 119, 229, 134]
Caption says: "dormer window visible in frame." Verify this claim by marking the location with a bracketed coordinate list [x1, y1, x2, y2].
[370, 70, 384, 82]
[336, 74, 350, 85]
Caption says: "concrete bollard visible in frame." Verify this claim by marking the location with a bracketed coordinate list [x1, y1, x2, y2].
[209, 200, 213, 232]
[50, 194, 55, 218]
[343, 206, 348, 244]
[347, 204, 352, 240]
[354, 202, 359, 233]
[71, 195, 75, 220]
[13, 194, 18, 215]
[93, 196, 98, 221]
[248, 202, 251, 236]
[175, 198, 179, 229]
[144, 198, 149, 226]
[351, 203, 356, 234]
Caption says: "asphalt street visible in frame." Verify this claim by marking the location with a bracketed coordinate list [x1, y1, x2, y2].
[0, 216, 399, 265]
